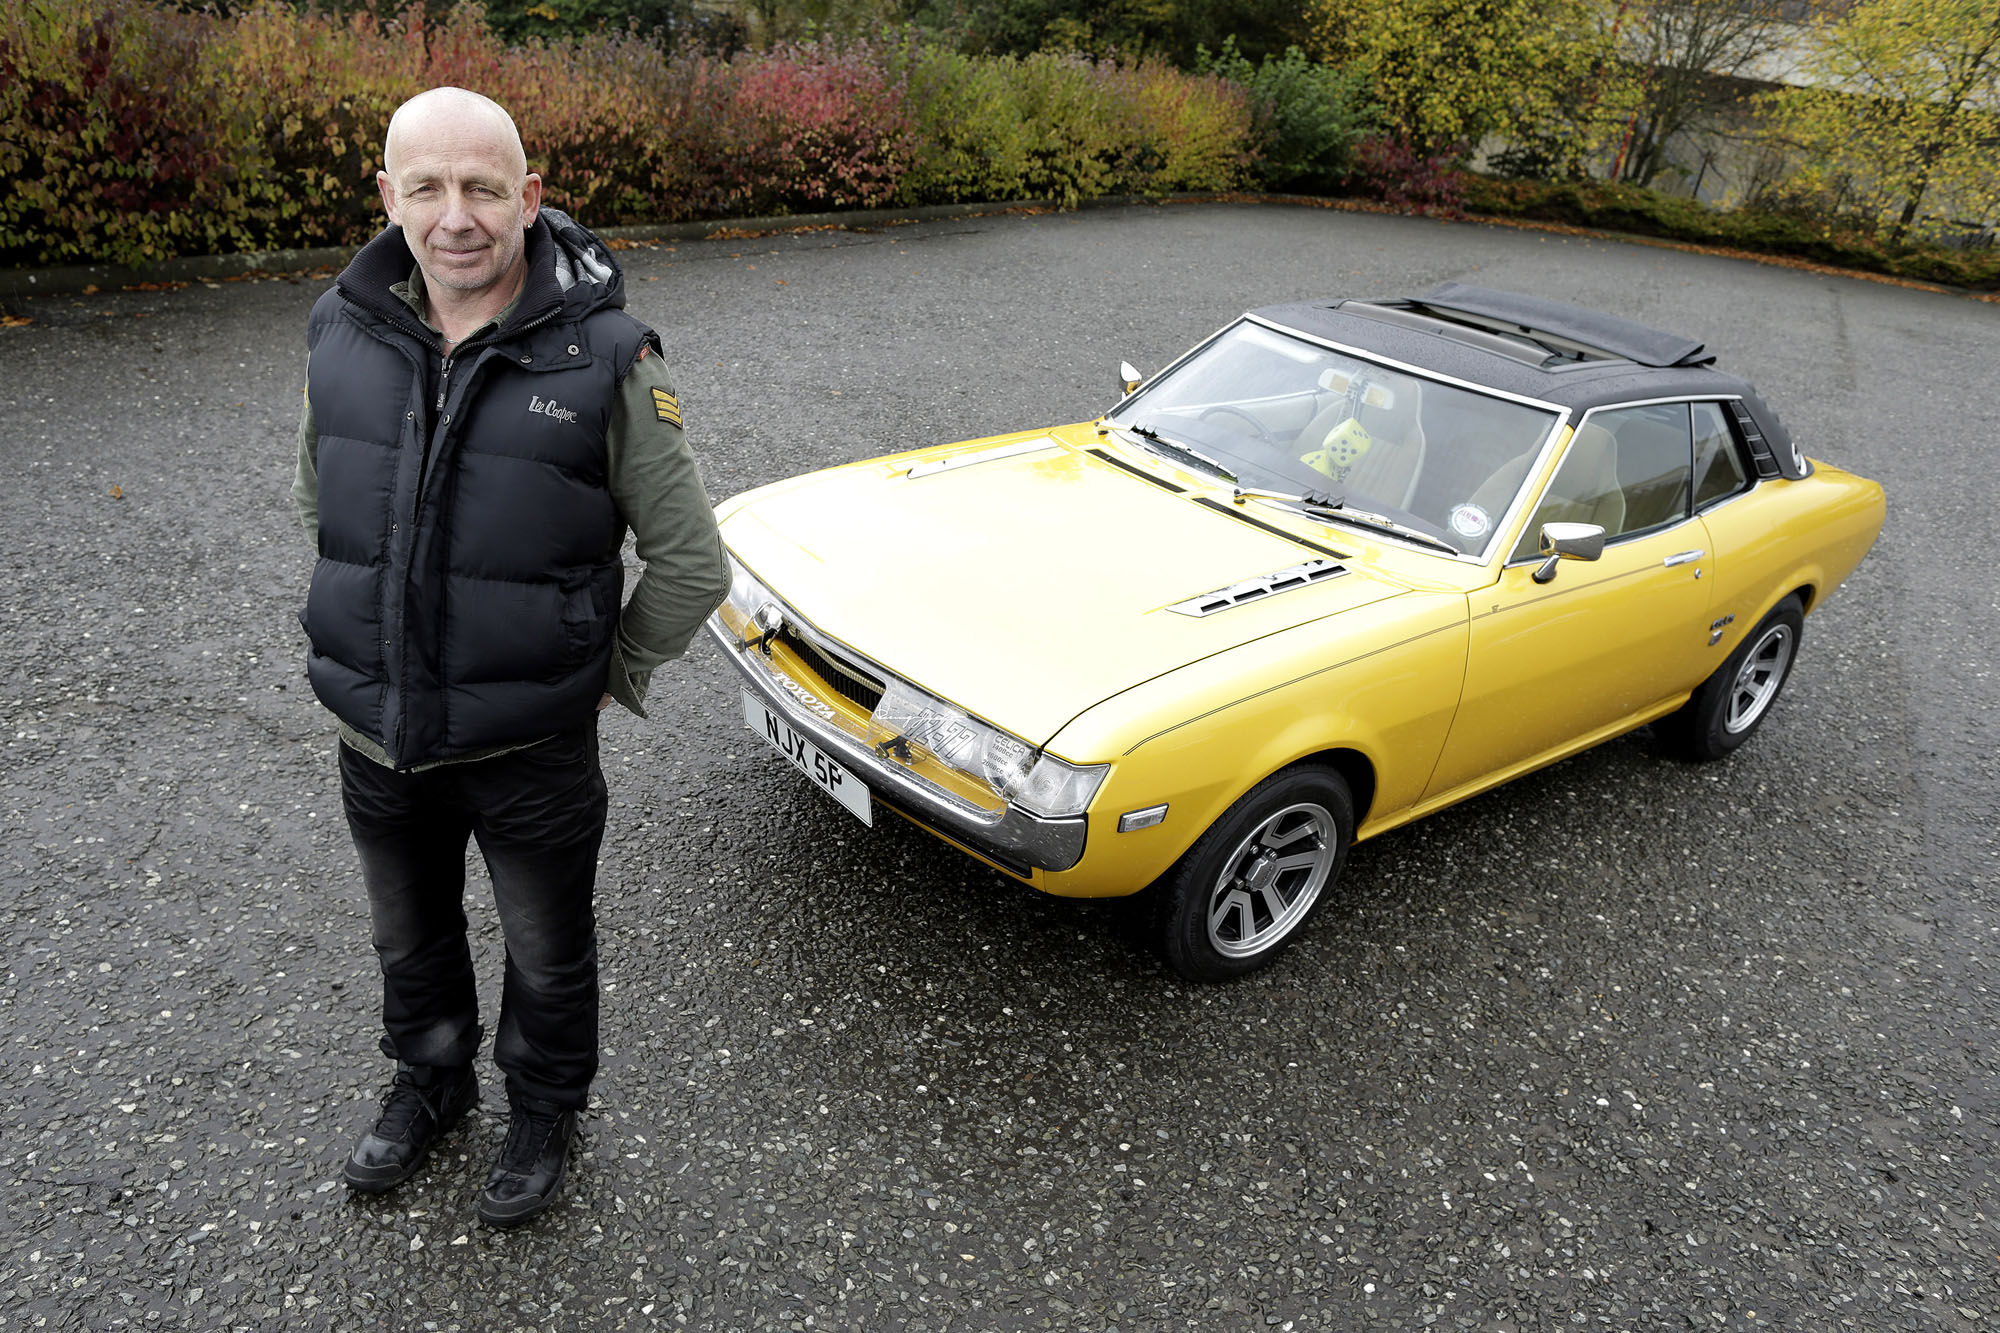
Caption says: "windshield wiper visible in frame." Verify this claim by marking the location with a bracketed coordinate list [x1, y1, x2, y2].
[1235, 487, 1460, 555]
[1110, 422, 1239, 485]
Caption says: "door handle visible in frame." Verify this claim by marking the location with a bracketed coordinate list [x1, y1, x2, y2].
[1663, 549, 1705, 567]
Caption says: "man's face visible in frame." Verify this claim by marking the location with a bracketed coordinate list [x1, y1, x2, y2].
[377, 112, 541, 300]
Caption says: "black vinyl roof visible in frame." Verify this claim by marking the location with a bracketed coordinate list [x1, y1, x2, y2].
[1246, 284, 1806, 478]
[1250, 288, 1738, 408]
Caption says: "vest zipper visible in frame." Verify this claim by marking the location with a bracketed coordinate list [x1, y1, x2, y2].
[377, 300, 566, 766]
[415, 351, 452, 514]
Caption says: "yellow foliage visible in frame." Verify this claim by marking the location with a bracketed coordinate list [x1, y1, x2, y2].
[1759, 0, 2000, 240]
[1304, 0, 1628, 156]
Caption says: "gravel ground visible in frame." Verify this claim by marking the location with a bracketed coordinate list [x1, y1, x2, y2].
[1, 201, 1994, 1332]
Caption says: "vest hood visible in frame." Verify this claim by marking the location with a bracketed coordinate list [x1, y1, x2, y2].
[335, 207, 627, 334]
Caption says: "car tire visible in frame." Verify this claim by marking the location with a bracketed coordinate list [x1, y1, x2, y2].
[1152, 765, 1352, 982]
[1659, 595, 1805, 762]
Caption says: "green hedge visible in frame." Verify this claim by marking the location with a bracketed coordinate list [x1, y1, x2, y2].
[0, 0, 1255, 267]
[0, 0, 1360, 267]
[0, 0, 1991, 294]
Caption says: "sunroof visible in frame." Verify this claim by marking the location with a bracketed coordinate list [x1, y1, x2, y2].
[1416, 282, 1715, 368]
[1333, 299, 1608, 368]
[1402, 303, 1620, 364]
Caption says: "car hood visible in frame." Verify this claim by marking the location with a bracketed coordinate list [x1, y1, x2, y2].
[717, 432, 1412, 747]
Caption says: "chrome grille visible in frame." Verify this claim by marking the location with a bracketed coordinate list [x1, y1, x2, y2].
[779, 627, 884, 713]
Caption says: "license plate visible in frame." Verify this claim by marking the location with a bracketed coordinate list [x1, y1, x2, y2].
[743, 691, 872, 826]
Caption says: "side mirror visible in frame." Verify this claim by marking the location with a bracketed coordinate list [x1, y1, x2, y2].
[1119, 361, 1144, 397]
[1531, 521, 1606, 584]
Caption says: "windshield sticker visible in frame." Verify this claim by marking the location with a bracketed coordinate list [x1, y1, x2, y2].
[1449, 504, 1491, 539]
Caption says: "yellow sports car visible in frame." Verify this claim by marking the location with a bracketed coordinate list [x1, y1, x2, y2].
[705, 284, 1884, 980]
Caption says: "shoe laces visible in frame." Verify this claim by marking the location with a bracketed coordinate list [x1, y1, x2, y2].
[373, 1069, 451, 1143]
[496, 1106, 564, 1175]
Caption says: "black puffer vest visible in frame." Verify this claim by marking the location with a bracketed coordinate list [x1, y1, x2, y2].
[302, 210, 655, 767]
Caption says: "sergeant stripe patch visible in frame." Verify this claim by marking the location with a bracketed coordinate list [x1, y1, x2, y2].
[651, 387, 682, 427]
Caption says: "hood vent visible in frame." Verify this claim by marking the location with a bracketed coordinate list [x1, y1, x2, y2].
[1167, 558, 1348, 617]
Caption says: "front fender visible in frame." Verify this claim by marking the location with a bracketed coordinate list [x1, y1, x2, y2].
[1040, 591, 1469, 896]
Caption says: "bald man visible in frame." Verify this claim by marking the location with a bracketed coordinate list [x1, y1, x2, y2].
[292, 87, 727, 1225]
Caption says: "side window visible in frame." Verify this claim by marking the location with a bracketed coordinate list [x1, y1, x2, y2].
[1508, 403, 1693, 560]
[1603, 402, 1692, 534]
[1692, 401, 1752, 508]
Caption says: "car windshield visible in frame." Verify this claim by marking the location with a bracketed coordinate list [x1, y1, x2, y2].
[1105, 320, 1562, 557]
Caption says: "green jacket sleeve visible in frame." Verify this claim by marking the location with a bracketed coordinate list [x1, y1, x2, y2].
[604, 348, 729, 718]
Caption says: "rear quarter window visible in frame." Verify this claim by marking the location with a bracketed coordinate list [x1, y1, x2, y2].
[1692, 400, 1752, 508]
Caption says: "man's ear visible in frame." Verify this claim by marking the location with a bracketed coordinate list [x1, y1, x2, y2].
[376, 171, 400, 225]
[521, 173, 542, 228]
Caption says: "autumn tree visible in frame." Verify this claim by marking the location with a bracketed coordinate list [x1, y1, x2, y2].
[1305, 0, 1626, 161]
[1612, 0, 1793, 187]
[1761, 0, 2000, 241]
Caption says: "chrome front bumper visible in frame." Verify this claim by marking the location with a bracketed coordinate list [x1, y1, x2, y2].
[703, 615, 1088, 874]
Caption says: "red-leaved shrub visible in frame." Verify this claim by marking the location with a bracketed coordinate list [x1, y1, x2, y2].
[1352, 134, 1466, 216]
[0, 0, 1256, 266]
[729, 40, 914, 214]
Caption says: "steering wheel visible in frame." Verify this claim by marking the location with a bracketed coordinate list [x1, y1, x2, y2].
[1198, 405, 1273, 444]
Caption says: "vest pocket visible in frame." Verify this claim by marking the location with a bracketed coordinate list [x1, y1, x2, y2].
[558, 576, 597, 668]
[444, 576, 575, 685]
[302, 557, 384, 675]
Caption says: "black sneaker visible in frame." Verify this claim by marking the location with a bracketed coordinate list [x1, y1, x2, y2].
[343, 1063, 478, 1193]
[476, 1099, 577, 1226]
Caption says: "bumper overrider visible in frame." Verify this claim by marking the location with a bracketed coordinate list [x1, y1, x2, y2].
[703, 593, 1092, 876]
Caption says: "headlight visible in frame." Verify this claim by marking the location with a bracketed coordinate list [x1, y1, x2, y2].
[1003, 751, 1111, 820]
[724, 556, 772, 622]
[721, 556, 785, 643]
[868, 679, 1107, 819]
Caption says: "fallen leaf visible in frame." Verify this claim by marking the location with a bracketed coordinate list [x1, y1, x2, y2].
[110, 485, 124, 499]
[1, 315, 31, 329]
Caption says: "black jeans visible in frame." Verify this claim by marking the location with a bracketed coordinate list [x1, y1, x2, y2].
[339, 723, 608, 1110]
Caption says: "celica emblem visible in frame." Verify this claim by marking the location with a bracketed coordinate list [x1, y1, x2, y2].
[529, 394, 579, 425]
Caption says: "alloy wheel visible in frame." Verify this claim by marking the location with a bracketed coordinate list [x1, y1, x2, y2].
[1725, 622, 1796, 734]
[1207, 802, 1338, 959]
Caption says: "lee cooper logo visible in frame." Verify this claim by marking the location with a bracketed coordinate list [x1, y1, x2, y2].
[528, 394, 579, 425]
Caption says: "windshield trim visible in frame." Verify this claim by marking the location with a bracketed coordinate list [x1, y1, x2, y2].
[1103, 315, 1243, 423]
[1240, 316, 1575, 566]
[1109, 314, 1577, 567]
[1241, 314, 1572, 415]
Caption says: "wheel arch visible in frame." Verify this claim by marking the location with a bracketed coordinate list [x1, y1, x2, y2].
[1290, 746, 1377, 832]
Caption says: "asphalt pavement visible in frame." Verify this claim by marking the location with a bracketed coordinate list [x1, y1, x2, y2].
[1, 201, 1995, 1332]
